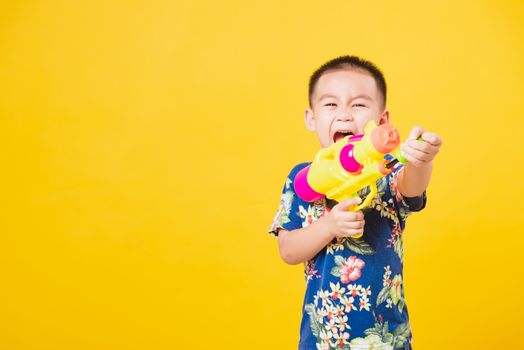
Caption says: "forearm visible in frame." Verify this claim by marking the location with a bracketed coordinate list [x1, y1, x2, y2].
[397, 162, 432, 197]
[277, 216, 334, 265]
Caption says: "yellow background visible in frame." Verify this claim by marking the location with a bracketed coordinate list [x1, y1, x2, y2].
[1, 0, 523, 349]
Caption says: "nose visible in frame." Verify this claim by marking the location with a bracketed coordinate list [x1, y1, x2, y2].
[336, 110, 353, 121]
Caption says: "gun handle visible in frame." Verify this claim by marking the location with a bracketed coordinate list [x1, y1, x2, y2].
[348, 182, 377, 239]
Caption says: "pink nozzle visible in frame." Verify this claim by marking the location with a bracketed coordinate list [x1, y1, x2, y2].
[293, 165, 325, 202]
[371, 124, 400, 153]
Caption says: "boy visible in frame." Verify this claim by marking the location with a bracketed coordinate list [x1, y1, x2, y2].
[268, 56, 442, 350]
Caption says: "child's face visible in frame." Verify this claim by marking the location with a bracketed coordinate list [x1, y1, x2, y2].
[305, 69, 390, 148]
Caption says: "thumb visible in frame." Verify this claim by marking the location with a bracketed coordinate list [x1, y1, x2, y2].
[408, 126, 425, 141]
[337, 197, 362, 210]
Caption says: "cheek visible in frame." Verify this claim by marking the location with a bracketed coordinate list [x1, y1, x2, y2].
[313, 115, 330, 128]
[319, 122, 333, 135]
[356, 117, 375, 133]
[319, 117, 331, 126]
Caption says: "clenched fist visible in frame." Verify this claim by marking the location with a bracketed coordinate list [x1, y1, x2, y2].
[326, 197, 366, 238]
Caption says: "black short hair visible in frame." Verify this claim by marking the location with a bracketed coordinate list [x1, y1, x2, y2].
[308, 55, 387, 109]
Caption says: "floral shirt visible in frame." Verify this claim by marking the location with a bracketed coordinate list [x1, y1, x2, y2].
[268, 161, 426, 350]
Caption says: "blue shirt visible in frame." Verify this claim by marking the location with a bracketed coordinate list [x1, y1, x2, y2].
[269, 162, 426, 350]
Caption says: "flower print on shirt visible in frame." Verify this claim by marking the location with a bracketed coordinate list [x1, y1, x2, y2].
[354, 312, 411, 349]
[268, 177, 295, 235]
[369, 174, 406, 261]
[326, 238, 344, 255]
[351, 311, 410, 349]
[326, 236, 375, 257]
[376, 265, 406, 313]
[297, 199, 331, 282]
[299, 199, 329, 228]
[340, 256, 365, 283]
[387, 221, 404, 261]
[306, 281, 373, 350]
[305, 259, 321, 282]
[331, 255, 365, 284]
[388, 170, 412, 221]
[268, 162, 422, 349]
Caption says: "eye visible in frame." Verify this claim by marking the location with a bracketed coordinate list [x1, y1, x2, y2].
[353, 103, 366, 108]
[324, 103, 337, 107]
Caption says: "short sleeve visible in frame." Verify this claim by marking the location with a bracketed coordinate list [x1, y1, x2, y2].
[386, 163, 427, 220]
[268, 162, 311, 237]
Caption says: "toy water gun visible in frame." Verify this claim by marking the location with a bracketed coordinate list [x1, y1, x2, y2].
[293, 120, 409, 238]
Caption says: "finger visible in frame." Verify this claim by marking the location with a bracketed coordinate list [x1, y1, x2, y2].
[408, 138, 442, 158]
[341, 219, 365, 229]
[408, 126, 425, 141]
[406, 139, 430, 154]
[400, 144, 430, 167]
[339, 210, 365, 221]
[421, 132, 442, 147]
[343, 220, 366, 230]
[342, 228, 365, 237]
[337, 197, 362, 210]
[402, 143, 430, 160]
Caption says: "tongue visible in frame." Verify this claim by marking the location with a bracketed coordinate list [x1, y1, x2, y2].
[334, 132, 347, 142]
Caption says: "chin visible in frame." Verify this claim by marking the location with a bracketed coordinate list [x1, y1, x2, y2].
[322, 140, 334, 148]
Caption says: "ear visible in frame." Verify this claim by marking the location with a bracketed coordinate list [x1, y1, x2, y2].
[378, 109, 390, 125]
[304, 108, 316, 132]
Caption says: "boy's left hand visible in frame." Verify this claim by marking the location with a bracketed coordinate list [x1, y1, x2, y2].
[400, 126, 443, 167]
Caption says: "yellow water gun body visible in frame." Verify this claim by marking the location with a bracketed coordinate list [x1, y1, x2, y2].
[293, 120, 405, 238]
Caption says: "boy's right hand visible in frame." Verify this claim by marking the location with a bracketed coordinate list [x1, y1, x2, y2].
[326, 198, 365, 238]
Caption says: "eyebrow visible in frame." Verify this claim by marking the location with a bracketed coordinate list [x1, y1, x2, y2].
[318, 93, 373, 102]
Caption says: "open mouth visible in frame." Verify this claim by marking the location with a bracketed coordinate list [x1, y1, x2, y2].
[333, 131, 354, 143]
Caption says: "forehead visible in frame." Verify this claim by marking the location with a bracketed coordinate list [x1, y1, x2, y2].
[313, 69, 379, 102]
